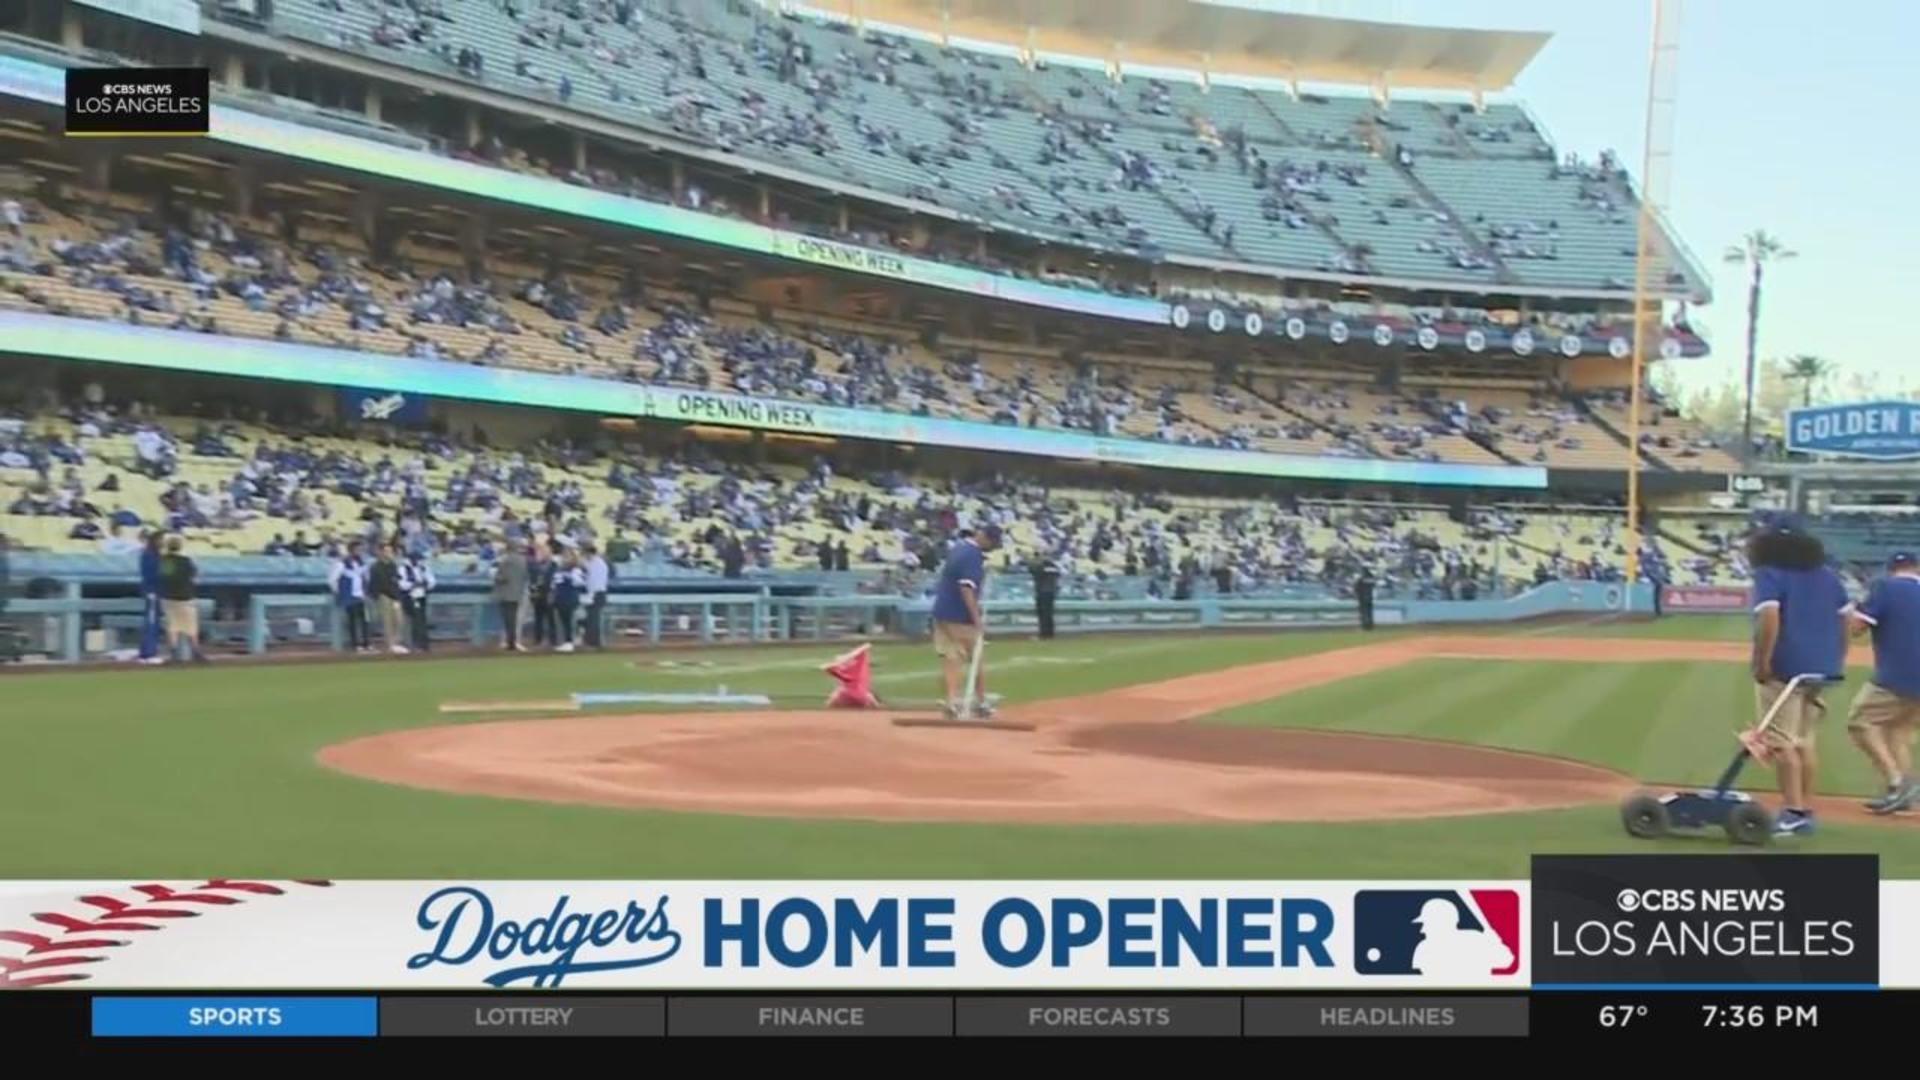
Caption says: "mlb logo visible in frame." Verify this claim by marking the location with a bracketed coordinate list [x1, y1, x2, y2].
[1352, 889, 1521, 978]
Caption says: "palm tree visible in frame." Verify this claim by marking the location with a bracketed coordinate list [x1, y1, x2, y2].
[1724, 230, 1796, 452]
[1782, 354, 1834, 409]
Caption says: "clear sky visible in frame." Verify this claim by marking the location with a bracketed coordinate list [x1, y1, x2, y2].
[1258, 0, 1919, 398]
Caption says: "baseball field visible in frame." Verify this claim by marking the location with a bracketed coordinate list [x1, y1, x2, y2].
[6, 614, 1918, 880]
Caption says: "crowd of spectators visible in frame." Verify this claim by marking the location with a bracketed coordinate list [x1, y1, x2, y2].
[0, 184, 1745, 473]
[3, 387, 1756, 598]
[259, 0, 1700, 299]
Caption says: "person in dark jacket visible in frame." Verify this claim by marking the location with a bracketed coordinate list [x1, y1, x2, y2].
[1354, 569, 1377, 631]
[722, 534, 746, 579]
[138, 529, 164, 664]
[492, 543, 530, 651]
[834, 540, 850, 572]
[1030, 553, 1061, 639]
[157, 535, 207, 662]
[528, 542, 557, 646]
[817, 540, 834, 571]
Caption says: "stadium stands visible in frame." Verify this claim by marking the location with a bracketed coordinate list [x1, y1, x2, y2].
[0, 188, 1720, 471]
[0, 1, 1760, 614]
[257, 0, 1704, 294]
[0, 391, 1751, 592]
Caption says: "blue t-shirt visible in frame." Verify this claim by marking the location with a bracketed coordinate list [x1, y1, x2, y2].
[1856, 574, 1920, 699]
[1751, 564, 1849, 682]
[932, 539, 986, 624]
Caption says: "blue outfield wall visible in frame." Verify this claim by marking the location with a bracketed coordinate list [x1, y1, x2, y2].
[1403, 580, 1651, 623]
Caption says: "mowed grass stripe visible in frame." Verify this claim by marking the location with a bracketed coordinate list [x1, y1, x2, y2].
[1207, 655, 1896, 798]
[1473, 661, 1649, 757]
[1630, 662, 1756, 786]
[1211, 657, 1540, 736]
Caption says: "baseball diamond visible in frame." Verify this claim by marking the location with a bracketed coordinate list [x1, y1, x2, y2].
[0, 0, 1917, 918]
[2, 619, 1917, 882]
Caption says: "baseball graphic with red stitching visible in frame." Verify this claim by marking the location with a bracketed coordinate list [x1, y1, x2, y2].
[0, 881, 332, 989]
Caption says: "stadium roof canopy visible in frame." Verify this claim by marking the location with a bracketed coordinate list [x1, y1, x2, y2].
[812, 0, 1552, 92]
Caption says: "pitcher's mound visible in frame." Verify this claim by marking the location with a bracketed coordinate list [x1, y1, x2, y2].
[319, 708, 1625, 825]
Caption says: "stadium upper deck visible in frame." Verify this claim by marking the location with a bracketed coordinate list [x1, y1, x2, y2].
[240, 0, 1706, 300]
[0, 0, 1736, 490]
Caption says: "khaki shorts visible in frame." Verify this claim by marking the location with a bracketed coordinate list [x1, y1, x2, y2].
[932, 619, 980, 662]
[1848, 682, 1920, 735]
[161, 599, 200, 641]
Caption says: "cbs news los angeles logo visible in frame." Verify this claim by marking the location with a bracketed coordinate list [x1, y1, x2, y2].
[65, 67, 209, 137]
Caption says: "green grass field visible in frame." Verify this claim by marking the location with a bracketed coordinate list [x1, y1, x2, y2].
[5, 615, 1917, 879]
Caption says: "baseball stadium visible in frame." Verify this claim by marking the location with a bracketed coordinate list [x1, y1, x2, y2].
[1, 0, 1916, 895]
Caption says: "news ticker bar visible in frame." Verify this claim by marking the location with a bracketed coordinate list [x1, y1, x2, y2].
[24, 992, 1917, 1039]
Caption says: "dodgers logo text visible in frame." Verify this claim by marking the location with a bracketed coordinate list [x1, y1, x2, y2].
[408, 886, 682, 987]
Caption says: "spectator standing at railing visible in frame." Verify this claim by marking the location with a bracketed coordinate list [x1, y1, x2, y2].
[581, 541, 609, 650]
[1030, 553, 1060, 640]
[1354, 568, 1377, 631]
[529, 542, 557, 648]
[157, 535, 206, 664]
[493, 542, 529, 652]
[370, 542, 407, 654]
[551, 547, 585, 654]
[400, 548, 436, 653]
[137, 529, 164, 665]
[329, 540, 372, 653]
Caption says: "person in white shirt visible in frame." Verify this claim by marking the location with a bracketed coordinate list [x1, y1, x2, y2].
[133, 428, 171, 478]
[328, 541, 372, 652]
[99, 525, 141, 556]
[399, 548, 437, 653]
[581, 541, 611, 649]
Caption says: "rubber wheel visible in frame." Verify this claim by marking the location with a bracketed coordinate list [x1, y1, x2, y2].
[1621, 793, 1670, 839]
[1725, 802, 1773, 845]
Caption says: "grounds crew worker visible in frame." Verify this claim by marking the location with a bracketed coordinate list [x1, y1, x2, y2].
[1846, 551, 1920, 814]
[932, 524, 1002, 719]
[1030, 552, 1060, 640]
[1746, 517, 1849, 837]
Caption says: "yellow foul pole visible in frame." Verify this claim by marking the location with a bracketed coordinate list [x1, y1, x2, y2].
[1626, 0, 1682, 595]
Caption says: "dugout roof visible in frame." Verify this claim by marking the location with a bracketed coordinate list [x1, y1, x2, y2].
[814, 0, 1552, 91]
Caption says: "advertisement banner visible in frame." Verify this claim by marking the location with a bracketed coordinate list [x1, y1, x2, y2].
[1786, 401, 1920, 460]
[1660, 585, 1750, 613]
[0, 880, 1527, 990]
